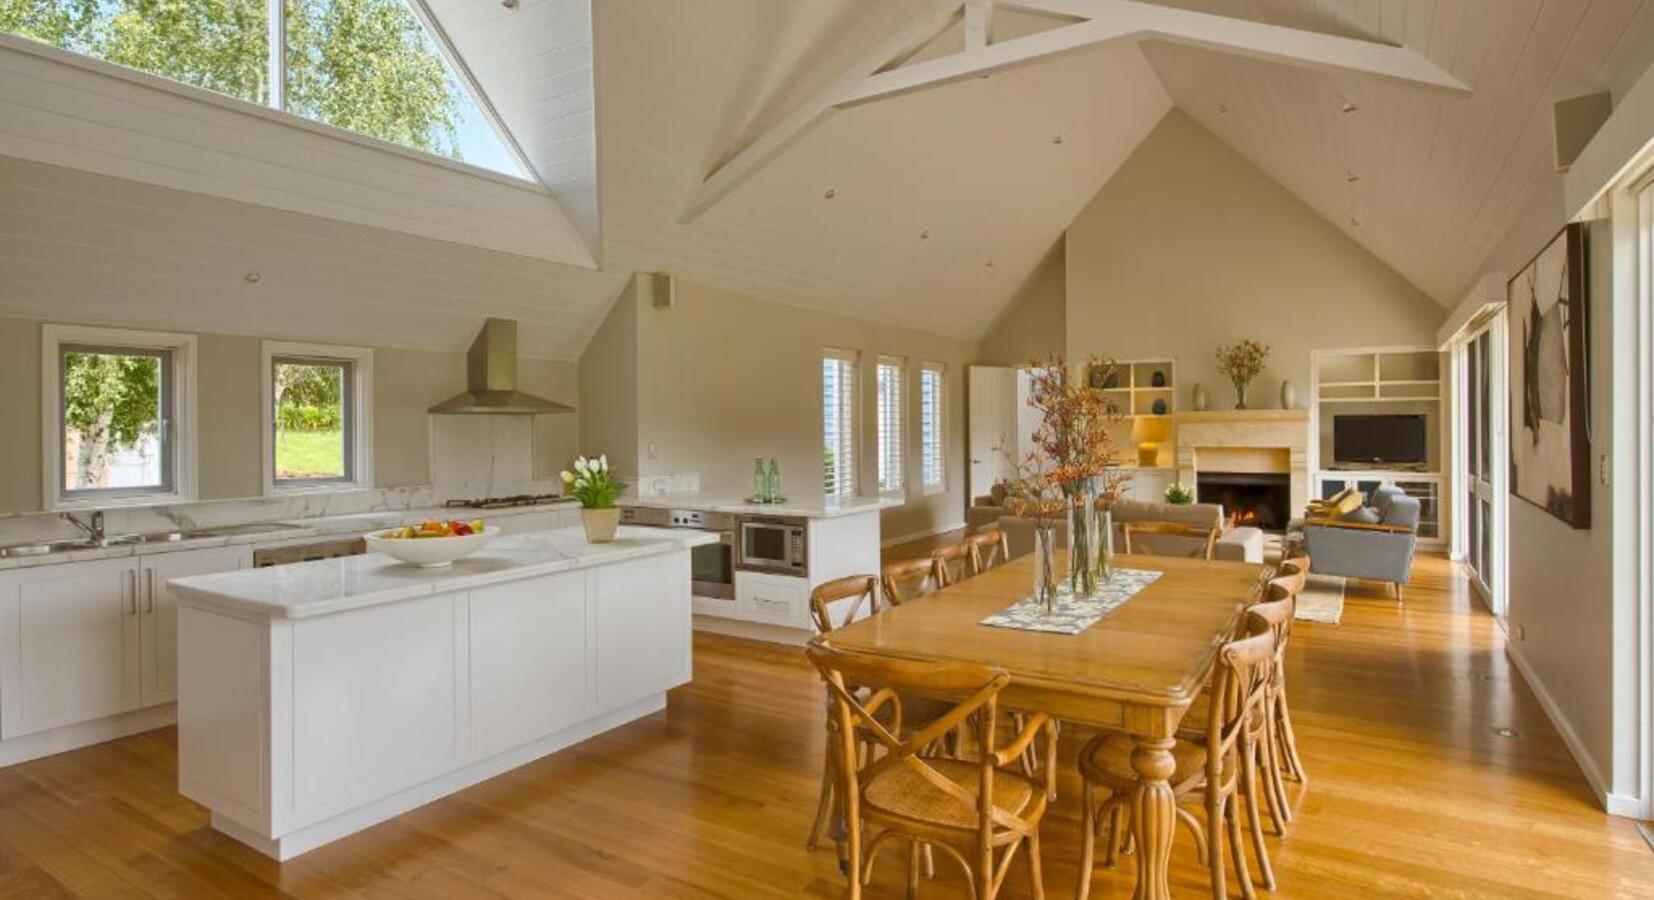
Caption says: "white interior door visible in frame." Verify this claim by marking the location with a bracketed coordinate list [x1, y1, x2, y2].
[968, 366, 1018, 499]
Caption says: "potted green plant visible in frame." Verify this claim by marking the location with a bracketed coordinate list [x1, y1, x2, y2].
[1164, 482, 1194, 505]
[561, 454, 625, 543]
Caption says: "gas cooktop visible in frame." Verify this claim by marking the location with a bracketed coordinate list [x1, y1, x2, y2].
[443, 494, 571, 510]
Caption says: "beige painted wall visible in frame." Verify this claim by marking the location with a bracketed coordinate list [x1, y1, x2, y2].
[1064, 111, 1443, 406]
[583, 276, 979, 542]
[979, 240, 1066, 366]
[577, 277, 641, 477]
[0, 315, 578, 514]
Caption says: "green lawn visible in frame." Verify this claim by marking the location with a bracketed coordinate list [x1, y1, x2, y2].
[276, 429, 345, 479]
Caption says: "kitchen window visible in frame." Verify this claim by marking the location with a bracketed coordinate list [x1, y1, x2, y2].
[822, 348, 858, 499]
[875, 357, 905, 495]
[919, 362, 945, 493]
[262, 341, 373, 493]
[44, 325, 197, 510]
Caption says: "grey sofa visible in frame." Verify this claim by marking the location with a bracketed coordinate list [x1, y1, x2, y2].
[997, 499, 1265, 564]
[1301, 485, 1420, 599]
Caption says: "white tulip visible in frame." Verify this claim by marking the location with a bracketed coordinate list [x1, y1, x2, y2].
[599, 454, 608, 472]
[574, 457, 589, 474]
[560, 470, 575, 482]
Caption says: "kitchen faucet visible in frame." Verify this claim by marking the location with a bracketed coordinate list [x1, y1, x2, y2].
[62, 510, 106, 546]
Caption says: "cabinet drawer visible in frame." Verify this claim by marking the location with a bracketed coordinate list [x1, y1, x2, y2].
[735, 572, 809, 626]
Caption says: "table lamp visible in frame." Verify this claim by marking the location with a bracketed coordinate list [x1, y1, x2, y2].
[1131, 416, 1172, 468]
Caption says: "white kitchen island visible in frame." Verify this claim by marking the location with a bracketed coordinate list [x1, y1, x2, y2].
[168, 525, 714, 860]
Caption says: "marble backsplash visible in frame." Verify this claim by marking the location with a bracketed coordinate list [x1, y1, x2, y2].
[0, 414, 562, 547]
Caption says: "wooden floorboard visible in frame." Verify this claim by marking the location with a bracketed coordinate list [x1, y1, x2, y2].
[0, 554, 1650, 897]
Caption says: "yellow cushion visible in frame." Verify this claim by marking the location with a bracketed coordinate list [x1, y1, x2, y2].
[1332, 489, 1367, 517]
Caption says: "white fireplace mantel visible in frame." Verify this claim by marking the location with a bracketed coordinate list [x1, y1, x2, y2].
[1172, 410, 1313, 514]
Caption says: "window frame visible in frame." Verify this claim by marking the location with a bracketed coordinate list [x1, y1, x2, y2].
[822, 347, 860, 500]
[42, 324, 198, 511]
[919, 361, 947, 495]
[261, 341, 374, 495]
[0, 0, 536, 183]
[875, 355, 906, 498]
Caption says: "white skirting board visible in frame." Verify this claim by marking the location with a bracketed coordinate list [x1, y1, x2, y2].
[0, 703, 176, 767]
[1505, 644, 1642, 818]
[216, 694, 667, 861]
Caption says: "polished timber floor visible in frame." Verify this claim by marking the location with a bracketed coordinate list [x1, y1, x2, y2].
[1, 553, 1652, 898]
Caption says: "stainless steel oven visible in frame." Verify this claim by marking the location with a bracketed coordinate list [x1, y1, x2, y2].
[736, 515, 807, 576]
[620, 506, 735, 600]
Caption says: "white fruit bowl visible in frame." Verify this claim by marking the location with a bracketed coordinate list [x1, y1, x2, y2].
[365, 526, 496, 567]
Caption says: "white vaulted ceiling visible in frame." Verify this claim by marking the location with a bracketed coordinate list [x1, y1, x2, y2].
[1136, 0, 1654, 304]
[4, 0, 1652, 356]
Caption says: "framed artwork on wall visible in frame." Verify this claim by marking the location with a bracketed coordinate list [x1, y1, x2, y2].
[1508, 223, 1590, 528]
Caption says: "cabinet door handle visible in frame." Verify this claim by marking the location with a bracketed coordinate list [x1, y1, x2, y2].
[127, 569, 138, 616]
[145, 568, 156, 615]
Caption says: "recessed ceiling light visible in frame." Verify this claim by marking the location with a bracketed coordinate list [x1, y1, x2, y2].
[1349, 217, 1360, 227]
[501, 0, 519, 9]
[919, 229, 930, 240]
[1340, 96, 1358, 114]
[245, 271, 262, 284]
[1052, 135, 1064, 145]
[1344, 170, 1360, 183]
[985, 259, 995, 268]
[1218, 103, 1229, 115]
[823, 188, 836, 200]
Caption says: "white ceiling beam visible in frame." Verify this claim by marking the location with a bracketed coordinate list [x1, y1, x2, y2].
[680, 0, 964, 224]
[965, 0, 992, 51]
[683, 0, 1468, 222]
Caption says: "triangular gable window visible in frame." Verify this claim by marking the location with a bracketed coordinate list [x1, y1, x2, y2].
[0, 0, 530, 180]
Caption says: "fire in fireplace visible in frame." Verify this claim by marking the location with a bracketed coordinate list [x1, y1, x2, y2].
[1197, 472, 1292, 532]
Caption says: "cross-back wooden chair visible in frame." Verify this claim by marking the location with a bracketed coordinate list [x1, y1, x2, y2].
[1244, 595, 1297, 842]
[1122, 521, 1222, 560]
[964, 528, 1011, 576]
[882, 557, 942, 605]
[1277, 553, 1310, 580]
[806, 641, 1056, 900]
[1260, 574, 1309, 793]
[931, 543, 975, 588]
[1074, 625, 1277, 900]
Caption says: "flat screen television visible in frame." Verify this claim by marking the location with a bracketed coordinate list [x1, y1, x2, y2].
[1333, 414, 1427, 467]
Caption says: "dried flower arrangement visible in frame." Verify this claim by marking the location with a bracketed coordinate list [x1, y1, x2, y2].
[1215, 339, 1271, 409]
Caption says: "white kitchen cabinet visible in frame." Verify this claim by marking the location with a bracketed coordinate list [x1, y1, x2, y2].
[734, 570, 811, 628]
[0, 557, 140, 740]
[139, 545, 253, 706]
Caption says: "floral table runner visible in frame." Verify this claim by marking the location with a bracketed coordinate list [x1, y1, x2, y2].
[979, 568, 1163, 635]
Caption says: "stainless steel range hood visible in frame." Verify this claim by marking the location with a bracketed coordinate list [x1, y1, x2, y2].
[428, 319, 575, 415]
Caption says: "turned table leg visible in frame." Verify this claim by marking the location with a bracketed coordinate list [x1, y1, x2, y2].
[1129, 735, 1178, 900]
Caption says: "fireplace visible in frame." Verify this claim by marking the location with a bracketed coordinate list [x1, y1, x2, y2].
[1197, 472, 1292, 532]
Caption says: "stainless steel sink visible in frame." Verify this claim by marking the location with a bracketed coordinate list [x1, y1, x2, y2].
[0, 538, 107, 557]
[0, 522, 305, 557]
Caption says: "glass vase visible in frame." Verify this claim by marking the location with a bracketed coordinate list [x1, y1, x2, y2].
[1096, 506, 1115, 585]
[1067, 484, 1099, 599]
[1032, 522, 1059, 616]
[752, 457, 767, 500]
[1234, 378, 1251, 410]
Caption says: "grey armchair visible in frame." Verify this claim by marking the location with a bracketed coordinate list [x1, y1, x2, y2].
[1302, 485, 1419, 600]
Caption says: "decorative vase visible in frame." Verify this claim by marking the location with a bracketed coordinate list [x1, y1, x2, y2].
[1067, 483, 1099, 600]
[1279, 380, 1296, 410]
[752, 457, 767, 500]
[1151, 398, 1168, 415]
[1032, 521, 1059, 615]
[1233, 378, 1251, 410]
[1151, 370, 1166, 388]
[1095, 506, 1115, 584]
[581, 507, 620, 543]
[1192, 383, 1208, 411]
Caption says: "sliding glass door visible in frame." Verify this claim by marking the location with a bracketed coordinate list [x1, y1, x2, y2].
[1456, 314, 1508, 617]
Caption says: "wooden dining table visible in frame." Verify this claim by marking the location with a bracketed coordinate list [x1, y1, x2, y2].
[816, 551, 1269, 900]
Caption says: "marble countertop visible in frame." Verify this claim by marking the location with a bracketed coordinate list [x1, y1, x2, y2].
[0, 499, 579, 572]
[169, 526, 718, 619]
[620, 494, 899, 518]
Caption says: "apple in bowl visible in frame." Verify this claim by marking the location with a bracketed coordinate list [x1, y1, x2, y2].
[365, 519, 496, 567]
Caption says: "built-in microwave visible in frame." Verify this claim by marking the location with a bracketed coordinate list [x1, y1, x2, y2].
[736, 516, 807, 576]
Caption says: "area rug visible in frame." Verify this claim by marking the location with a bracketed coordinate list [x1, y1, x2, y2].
[1295, 573, 1346, 624]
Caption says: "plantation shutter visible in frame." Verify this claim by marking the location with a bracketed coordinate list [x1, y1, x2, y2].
[920, 362, 945, 491]
[822, 349, 858, 498]
[875, 358, 904, 493]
